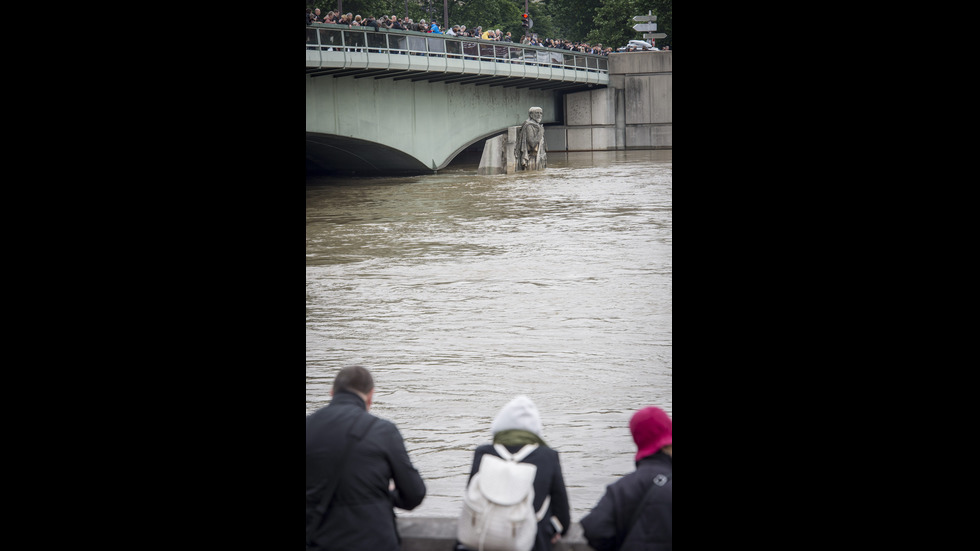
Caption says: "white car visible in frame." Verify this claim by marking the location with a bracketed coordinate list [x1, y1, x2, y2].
[617, 40, 659, 52]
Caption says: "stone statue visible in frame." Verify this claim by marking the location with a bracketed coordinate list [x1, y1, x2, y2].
[515, 106, 547, 171]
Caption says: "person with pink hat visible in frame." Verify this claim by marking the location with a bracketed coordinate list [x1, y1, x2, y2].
[580, 406, 672, 551]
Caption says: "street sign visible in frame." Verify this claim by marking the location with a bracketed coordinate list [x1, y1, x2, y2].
[643, 33, 667, 39]
[633, 15, 657, 22]
[633, 23, 657, 32]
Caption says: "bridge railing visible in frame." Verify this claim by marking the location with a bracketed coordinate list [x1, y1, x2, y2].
[306, 24, 608, 76]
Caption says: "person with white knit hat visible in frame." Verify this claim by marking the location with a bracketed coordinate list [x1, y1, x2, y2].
[490, 395, 544, 444]
[456, 395, 571, 551]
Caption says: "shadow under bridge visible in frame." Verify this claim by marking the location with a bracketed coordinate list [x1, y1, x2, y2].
[306, 25, 609, 175]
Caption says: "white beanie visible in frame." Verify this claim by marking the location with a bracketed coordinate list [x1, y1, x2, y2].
[491, 395, 543, 436]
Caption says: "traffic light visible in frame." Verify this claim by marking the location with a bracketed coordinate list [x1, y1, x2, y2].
[521, 13, 530, 28]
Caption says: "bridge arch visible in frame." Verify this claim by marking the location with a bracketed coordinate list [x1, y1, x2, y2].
[306, 25, 608, 174]
[306, 129, 511, 175]
[306, 74, 561, 173]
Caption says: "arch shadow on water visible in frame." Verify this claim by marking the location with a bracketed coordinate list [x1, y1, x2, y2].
[307, 130, 510, 177]
[307, 132, 430, 176]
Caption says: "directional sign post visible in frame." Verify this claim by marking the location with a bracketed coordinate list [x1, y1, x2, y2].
[632, 12, 664, 44]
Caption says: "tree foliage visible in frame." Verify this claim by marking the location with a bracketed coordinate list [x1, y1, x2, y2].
[543, 0, 603, 43]
[306, 0, 672, 49]
[584, 0, 671, 49]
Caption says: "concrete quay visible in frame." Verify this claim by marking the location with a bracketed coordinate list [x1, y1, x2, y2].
[397, 517, 595, 550]
[546, 51, 672, 152]
[477, 51, 671, 171]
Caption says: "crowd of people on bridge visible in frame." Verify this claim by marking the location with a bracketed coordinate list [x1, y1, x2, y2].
[306, 7, 617, 55]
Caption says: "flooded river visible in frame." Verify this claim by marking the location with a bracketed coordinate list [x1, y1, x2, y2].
[306, 149, 671, 521]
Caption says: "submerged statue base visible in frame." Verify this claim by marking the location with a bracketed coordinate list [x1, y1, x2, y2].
[477, 107, 547, 175]
[477, 127, 516, 175]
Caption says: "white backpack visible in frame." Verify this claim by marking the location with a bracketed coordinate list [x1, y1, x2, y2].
[457, 444, 551, 551]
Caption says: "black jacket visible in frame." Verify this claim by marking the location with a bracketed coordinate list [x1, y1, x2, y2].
[580, 451, 672, 551]
[306, 391, 426, 550]
[466, 444, 571, 551]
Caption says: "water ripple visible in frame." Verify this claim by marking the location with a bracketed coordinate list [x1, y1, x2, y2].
[307, 150, 671, 520]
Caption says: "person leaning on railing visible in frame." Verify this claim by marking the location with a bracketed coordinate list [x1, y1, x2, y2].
[305, 13, 612, 56]
[362, 15, 380, 31]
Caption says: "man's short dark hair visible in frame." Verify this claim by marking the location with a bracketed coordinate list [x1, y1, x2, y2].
[333, 365, 374, 395]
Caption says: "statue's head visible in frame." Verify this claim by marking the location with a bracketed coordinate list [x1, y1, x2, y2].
[529, 107, 543, 121]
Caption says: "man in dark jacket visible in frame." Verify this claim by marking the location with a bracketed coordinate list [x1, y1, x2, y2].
[306, 366, 426, 550]
[580, 406, 672, 551]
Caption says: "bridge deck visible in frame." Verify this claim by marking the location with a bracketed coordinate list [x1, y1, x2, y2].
[306, 25, 609, 92]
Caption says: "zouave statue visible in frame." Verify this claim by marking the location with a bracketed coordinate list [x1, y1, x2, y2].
[515, 106, 547, 171]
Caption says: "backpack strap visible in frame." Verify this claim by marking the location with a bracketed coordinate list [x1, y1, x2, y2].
[491, 444, 551, 521]
[536, 495, 552, 522]
[624, 473, 671, 541]
[494, 443, 538, 462]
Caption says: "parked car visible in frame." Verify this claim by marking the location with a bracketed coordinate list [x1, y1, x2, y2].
[617, 39, 659, 52]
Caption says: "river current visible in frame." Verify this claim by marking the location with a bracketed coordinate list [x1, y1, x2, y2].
[306, 149, 671, 521]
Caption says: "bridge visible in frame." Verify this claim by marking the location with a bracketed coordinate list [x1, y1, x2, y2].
[306, 24, 611, 174]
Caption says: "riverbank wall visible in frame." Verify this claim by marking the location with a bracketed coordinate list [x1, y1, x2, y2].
[546, 51, 671, 151]
[398, 517, 595, 550]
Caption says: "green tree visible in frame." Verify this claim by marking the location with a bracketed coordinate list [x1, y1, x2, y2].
[452, 0, 524, 36]
[307, 0, 672, 49]
[307, 0, 449, 24]
[544, 0, 602, 43]
[306, 0, 533, 37]
[642, 0, 671, 48]
[519, 1, 556, 42]
[584, 0, 671, 50]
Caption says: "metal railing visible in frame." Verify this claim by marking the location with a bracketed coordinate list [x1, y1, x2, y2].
[306, 24, 609, 75]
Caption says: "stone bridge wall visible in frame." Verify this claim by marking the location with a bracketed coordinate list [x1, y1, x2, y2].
[546, 51, 672, 151]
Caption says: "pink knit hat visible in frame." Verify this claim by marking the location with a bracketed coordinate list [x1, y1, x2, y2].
[630, 407, 672, 462]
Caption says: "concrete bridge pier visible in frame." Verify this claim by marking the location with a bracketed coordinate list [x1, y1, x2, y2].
[477, 126, 517, 175]
[546, 51, 671, 152]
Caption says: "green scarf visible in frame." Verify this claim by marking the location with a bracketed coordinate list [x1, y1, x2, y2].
[493, 429, 547, 448]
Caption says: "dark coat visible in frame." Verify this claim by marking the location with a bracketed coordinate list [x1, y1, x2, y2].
[465, 444, 571, 551]
[306, 391, 426, 551]
[580, 451, 672, 551]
